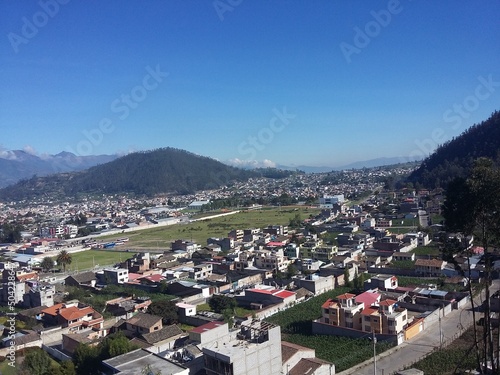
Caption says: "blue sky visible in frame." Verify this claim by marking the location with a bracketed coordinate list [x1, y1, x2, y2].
[1, 1, 499, 168]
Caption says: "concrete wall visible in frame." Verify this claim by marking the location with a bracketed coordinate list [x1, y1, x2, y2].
[295, 276, 335, 295]
[42, 344, 72, 362]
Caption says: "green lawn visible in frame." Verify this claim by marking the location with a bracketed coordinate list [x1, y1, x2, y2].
[99, 206, 320, 249]
[0, 360, 17, 375]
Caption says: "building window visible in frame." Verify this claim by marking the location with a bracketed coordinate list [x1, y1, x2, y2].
[325, 318, 329, 324]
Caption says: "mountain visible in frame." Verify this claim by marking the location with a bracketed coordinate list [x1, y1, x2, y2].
[276, 156, 423, 173]
[0, 150, 117, 188]
[408, 111, 500, 188]
[0, 148, 285, 201]
[334, 156, 422, 170]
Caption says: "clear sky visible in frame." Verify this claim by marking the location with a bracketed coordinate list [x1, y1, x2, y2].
[1, 1, 499, 168]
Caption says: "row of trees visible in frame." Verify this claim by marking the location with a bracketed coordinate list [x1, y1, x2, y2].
[39, 250, 73, 273]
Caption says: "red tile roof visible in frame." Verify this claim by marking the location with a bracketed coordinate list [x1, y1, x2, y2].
[361, 307, 379, 316]
[355, 291, 381, 307]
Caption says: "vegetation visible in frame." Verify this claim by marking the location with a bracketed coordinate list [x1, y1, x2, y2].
[0, 148, 294, 200]
[99, 206, 319, 249]
[0, 222, 22, 243]
[147, 300, 179, 325]
[56, 250, 72, 272]
[208, 294, 237, 314]
[74, 332, 140, 375]
[40, 256, 55, 273]
[408, 111, 500, 188]
[65, 284, 175, 317]
[62, 249, 127, 272]
[18, 348, 52, 375]
[411, 244, 441, 256]
[408, 327, 482, 374]
[265, 285, 395, 372]
[442, 157, 500, 372]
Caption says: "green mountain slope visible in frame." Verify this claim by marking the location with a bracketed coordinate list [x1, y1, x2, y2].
[0, 148, 287, 200]
[408, 111, 500, 188]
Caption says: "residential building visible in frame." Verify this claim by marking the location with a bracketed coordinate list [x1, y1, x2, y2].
[361, 299, 408, 338]
[64, 271, 97, 288]
[41, 301, 104, 331]
[321, 293, 364, 329]
[102, 268, 129, 284]
[189, 263, 213, 280]
[415, 259, 446, 277]
[363, 275, 399, 291]
[203, 320, 282, 375]
[102, 348, 189, 375]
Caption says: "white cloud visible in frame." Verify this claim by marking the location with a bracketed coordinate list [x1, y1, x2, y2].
[0, 145, 17, 160]
[225, 158, 277, 169]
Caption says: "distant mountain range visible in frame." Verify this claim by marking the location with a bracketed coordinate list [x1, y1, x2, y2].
[0, 148, 294, 201]
[277, 156, 423, 173]
[408, 110, 500, 188]
[0, 150, 117, 188]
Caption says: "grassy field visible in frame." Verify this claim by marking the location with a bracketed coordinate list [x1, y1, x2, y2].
[60, 249, 130, 271]
[100, 206, 320, 249]
[411, 244, 441, 256]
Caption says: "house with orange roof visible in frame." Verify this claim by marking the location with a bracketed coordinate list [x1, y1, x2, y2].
[320, 292, 409, 343]
[41, 300, 103, 331]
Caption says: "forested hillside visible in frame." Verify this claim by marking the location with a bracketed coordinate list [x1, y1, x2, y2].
[0, 148, 291, 200]
[408, 111, 500, 188]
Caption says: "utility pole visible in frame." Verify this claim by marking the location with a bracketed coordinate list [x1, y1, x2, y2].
[439, 311, 443, 349]
[373, 331, 377, 375]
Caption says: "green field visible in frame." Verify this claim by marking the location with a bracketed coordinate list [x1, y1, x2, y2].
[63, 249, 129, 271]
[411, 244, 441, 256]
[99, 206, 320, 250]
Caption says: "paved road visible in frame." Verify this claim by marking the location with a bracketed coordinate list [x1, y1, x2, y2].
[339, 280, 499, 375]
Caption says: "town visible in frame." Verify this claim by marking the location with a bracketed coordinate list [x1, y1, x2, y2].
[0, 165, 493, 375]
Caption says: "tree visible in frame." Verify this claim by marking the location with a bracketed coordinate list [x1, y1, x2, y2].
[148, 300, 179, 325]
[343, 267, 351, 287]
[74, 343, 101, 375]
[289, 213, 302, 228]
[19, 348, 52, 375]
[40, 256, 54, 273]
[0, 222, 23, 243]
[208, 294, 236, 314]
[286, 263, 298, 279]
[57, 250, 72, 272]
[442, 158, 500, 372]
[100, 332, 139, 358]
